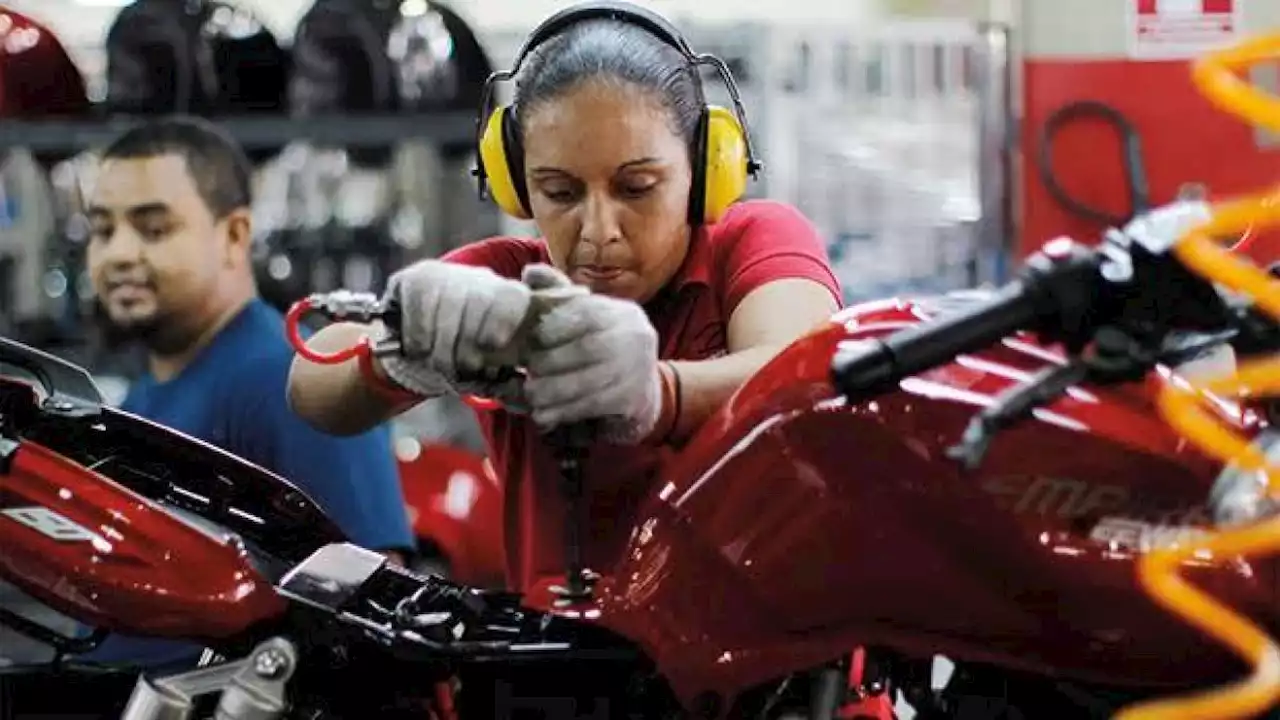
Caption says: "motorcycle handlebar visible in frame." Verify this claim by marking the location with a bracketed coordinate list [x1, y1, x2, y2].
[831, 279, 1039, 400]
[831, 243, 1105, 402]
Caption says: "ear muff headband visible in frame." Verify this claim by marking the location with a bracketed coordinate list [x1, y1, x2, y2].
[472, 1, 761, 224]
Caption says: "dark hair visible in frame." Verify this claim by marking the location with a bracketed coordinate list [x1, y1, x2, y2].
[512, 19, 703, 148]
[100, 116, 253, 219]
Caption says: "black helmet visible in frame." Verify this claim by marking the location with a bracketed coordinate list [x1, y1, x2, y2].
[105, 0, 289, 161]
[290, 0, 493, 166]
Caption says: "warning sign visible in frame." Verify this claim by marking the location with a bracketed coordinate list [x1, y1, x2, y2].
[1127, 0, 1242, 60]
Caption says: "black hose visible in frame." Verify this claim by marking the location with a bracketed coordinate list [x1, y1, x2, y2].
[1037, 100, 1151, 227]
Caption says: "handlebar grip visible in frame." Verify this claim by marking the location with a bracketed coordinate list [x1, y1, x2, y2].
[831, 240, 1103, 402]
[832, 279, 1039, 400]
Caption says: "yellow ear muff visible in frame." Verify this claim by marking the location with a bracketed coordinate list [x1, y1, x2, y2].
[700, 104, 749, 223]
[478, 106, 531, 219]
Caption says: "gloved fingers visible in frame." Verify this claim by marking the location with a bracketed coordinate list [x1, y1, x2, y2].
[430, 278, 469, 377]
[475, 281, 533, 352]
[526, 331, 616, 376]
[531, 382, 627, 429]
[530, 297, 600, 349]
[400, 271, 445, 357]
[525, 363, 618, 422]
[599, 415, 648, 445]
[521, 262, 573, 291]
[382, 270, 405, 305]
[454, 289, 494, 375]
[378, 354, 453, 398]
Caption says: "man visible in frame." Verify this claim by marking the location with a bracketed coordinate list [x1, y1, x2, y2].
[78, 116, 414, 668]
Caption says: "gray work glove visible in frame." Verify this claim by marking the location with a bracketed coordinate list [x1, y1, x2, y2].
[377, 259, 532, 403]
[520, 264, 663, 444]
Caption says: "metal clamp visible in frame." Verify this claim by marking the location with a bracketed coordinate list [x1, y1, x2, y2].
[305, 283, 589, 368]
[119, 637, 298, 720]
[305, 290, 392, 326]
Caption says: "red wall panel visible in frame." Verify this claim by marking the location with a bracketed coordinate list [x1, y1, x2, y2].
[1020, 58, 1280, 264]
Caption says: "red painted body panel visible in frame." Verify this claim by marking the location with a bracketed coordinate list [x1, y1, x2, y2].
[522, 298, 1271, 709]
[0, 440, 285, 640]
[0, 296, 1271, 713]
[397, 442, 505, 587]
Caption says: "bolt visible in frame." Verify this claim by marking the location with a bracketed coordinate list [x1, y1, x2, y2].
[253, 648, 290, 679]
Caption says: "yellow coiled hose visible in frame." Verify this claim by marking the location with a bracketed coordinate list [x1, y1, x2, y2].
[1114, 33, 1280, 720]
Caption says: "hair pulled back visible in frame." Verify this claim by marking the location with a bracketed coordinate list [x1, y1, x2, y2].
[511, 18, 703, 150]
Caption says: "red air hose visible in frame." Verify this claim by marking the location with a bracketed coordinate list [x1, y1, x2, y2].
[284, 297, 502, 411]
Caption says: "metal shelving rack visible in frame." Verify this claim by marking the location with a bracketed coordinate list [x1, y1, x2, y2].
[0, 112, 477, 153]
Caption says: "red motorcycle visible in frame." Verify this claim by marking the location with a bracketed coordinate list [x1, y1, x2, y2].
[395, 436, 505, 587]
[0, 217, 1276, 719]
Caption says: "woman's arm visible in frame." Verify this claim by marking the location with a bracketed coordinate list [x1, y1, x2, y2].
[287, 322, 423, 436]
[658, 200, 843, 443]
[667, 278, 839, 441]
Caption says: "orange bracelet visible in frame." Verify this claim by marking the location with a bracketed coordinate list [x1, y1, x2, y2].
[356, 344, 424, 406]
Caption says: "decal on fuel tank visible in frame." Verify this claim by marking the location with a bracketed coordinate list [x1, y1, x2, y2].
[982, 475, 1130, 519]
[980, 474, 1211, 526]
[982, 476, 1223, 563]
[0, 506, 99, 543]
[1088, 515, 1214, 555]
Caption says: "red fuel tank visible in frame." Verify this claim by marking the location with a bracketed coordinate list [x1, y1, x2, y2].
[0, 429, 287, 641]
[0, 342, 344, 644]
[528, 293, 1271, 708]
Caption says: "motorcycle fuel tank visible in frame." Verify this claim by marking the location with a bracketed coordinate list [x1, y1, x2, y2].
[0, 435, 286, 640]
[0, 339, 344, 643]
[573, 292, 1272, 707]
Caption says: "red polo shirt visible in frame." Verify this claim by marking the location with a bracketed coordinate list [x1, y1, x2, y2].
[443, 199, 842, 592]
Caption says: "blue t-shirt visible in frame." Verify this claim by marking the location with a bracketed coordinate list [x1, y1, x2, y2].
[78, 299, 414, 668]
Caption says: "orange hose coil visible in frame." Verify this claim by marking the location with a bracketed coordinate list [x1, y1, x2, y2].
[1115, 33, 1280, 720]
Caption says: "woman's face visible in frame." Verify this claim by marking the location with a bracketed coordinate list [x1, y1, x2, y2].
[521, 78, 693, 304]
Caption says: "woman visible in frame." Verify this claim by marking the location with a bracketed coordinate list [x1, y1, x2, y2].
[288, 3, 843, 593]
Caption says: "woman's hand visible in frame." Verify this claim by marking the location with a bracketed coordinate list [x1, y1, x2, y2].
[379, 260, 533, 396]
[520, 264, 663, 443]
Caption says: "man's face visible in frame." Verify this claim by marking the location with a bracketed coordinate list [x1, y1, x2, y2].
[86, 154, 226, 348]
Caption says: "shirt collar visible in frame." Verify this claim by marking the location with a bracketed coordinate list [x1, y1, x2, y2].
[640, 227, 712, 315]
[143, 299, 264, 386]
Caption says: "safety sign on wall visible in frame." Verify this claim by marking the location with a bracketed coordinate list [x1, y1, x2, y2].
[1127, 0, 1242, 60]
